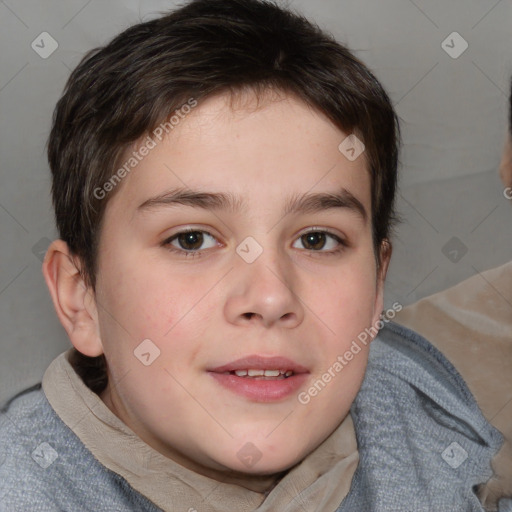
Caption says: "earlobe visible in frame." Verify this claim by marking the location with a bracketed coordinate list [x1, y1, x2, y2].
[42, 240, 104, 357]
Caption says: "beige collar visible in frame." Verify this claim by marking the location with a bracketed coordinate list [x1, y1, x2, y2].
[42, 350, 358, 512]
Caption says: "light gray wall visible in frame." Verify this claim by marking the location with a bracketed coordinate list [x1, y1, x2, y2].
[1, 0, 511, 404]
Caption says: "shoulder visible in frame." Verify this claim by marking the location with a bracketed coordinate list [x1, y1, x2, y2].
[344, 322, 504, 510]
[0, 385, 161, 511]
[0, 385, 62, 508]
[368, 321, 477, 405]
[363, 321, 500, 440]
[395, 260, 512, 421]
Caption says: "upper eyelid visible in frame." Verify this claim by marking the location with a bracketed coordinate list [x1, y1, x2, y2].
[165, 231, 218, 247]
[296, 226, 340, 236]
[294, 227, 347, 243]
[293, 230, 345, 248]
[163, 227, 218, 242]
[164, 227, 343, 239]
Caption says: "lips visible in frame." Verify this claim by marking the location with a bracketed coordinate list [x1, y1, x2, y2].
[208, 355, 309, 402]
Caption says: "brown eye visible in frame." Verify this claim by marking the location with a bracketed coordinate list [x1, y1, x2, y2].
[177, 231, 204, 250]
[292, 230, 345, 253]
[165, 230, 218, 252]
[301, 232, 326, 250]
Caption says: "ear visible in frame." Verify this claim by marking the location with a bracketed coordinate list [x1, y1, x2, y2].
[499, 135, 512, 188]
[371, 238, 392, 327]
[42, 240, 103, 357]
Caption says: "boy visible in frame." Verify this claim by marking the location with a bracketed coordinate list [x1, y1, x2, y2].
[0, 0, 503, 510]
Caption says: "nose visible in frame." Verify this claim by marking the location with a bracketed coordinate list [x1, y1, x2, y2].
[224, 249, 305, 329]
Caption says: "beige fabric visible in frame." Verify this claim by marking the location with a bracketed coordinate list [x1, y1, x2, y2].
[396, 260, 512, 507]
[42, 350, 358, 512]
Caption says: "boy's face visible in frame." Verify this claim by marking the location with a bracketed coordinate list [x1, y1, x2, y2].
[91, 91, 387, 476]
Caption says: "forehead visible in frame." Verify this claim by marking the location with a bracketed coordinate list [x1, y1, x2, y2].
[104, 90, 371, 218]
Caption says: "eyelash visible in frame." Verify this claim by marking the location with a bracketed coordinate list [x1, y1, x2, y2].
[161, 227, 347, 258]
[161, 228, 219, 259]
[294, 228, 348, 255]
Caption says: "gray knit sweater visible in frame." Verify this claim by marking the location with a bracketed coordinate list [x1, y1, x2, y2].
[0, 323, 506, 511]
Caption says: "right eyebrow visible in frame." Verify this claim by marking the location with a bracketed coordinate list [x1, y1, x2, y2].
[136, 188, 245, 214]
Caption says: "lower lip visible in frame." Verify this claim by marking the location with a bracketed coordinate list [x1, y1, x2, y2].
[208, 372, 309, 402]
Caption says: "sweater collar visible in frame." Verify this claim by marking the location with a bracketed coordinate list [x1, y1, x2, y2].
[42, 349, 358, 512]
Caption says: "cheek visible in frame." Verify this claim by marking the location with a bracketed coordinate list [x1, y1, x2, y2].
[99, 273, 173, 339]
[310, 263, 378, 338]
[99, 249, 201, 333]
[96, 257, 218, 372]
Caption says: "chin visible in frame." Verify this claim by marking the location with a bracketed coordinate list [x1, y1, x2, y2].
[222, 445, 305, 475]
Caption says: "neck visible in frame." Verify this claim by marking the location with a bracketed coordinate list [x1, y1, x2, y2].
[99, 384, 289, 493]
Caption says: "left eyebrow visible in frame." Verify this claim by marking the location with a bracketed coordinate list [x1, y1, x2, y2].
[283, 188, 367, 223]
[136, 186, 367, 223]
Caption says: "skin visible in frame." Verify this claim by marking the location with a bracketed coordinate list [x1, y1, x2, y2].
[500, 134, 512, 189]
[43, 90, 390, 490]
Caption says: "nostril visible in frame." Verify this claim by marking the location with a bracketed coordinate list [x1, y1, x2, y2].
[243, 312, 256, 320]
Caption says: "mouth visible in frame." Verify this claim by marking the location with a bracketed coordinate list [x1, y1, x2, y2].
[208, 355, 309, 402]
[221, 369, 294, 380]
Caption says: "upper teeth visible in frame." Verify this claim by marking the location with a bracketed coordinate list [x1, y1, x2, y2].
[234, 369, 293, 377]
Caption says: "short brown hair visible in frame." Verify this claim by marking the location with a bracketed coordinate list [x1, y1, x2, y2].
[47, 0, 400, 392]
